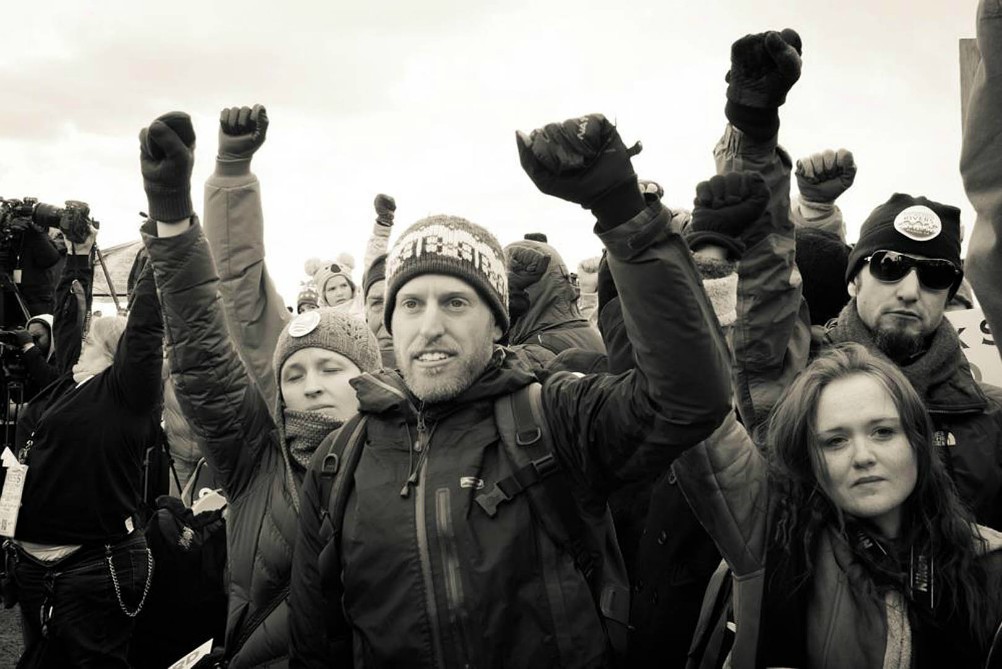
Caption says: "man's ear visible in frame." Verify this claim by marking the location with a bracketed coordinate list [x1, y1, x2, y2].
[847, 278, 858, 298]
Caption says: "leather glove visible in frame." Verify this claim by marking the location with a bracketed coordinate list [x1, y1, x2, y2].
[139, 112, 196, 222]
[517, 114, 642, 212]
[796, 148, 856, 203]
[685, 171, 770, 259]
[726, 29, 803, 109]
[218, 104, 268, 161]
[374, 193, 396, 227]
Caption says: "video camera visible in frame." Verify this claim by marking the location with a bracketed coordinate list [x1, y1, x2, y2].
[0, 197, 98, 247]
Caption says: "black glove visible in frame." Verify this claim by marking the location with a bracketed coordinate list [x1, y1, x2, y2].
[218, 104, 268, 161]
[506, 244, 551, 323]
[139, 112, 196, 222]
[796, 148, 856, 203]
[9, 328, 33, 349]
[374, 193, 396, 227]
[517, 114, 643, 221]
[685, 171, 770, 259]
[726, 29, 802, 109]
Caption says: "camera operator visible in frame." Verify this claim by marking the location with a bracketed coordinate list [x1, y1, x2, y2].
[7, 215, 62, 318]
[1, 315, 59, 402]
[4, 217, 164, 666]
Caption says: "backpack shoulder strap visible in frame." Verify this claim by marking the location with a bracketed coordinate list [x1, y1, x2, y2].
[318, 414, 368, 536]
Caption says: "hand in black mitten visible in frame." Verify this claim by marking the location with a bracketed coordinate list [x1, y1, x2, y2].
[516, 114, 642, 209]
[685, 171, 770, 259]
[726, 29, 802, 109]
[218, 104, 268, 161]
[796, 148, 856, 203]
[139, 112, 196, 222]
[374, 193, 396, 226]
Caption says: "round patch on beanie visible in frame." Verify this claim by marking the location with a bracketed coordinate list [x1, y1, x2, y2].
[288, 310, 322, 337]
[893, 205, 942, 242]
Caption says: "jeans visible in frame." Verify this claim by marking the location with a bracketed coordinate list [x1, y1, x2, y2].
[13, 532, 152, 668]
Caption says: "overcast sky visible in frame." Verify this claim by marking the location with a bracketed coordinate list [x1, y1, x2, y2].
[0, 0, 980, 306]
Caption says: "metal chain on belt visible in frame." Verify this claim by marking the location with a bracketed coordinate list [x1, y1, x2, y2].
[105, 546, 154, 618]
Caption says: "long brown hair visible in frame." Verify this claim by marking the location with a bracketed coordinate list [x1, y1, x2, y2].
[766, 343, 997, 646]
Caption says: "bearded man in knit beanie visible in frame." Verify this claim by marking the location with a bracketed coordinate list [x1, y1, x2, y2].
[289, 114, 732, 666]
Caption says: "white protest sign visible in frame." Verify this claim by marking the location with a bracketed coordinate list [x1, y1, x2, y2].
[946, 308, 1002, 386]
[167, 639, 214, 669]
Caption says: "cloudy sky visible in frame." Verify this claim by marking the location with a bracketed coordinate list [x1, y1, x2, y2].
[0, 0, 980, 306]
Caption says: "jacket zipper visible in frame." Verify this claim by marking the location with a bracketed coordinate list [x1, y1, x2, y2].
[436, 487, 475, 668]
[413, 409, 448, 668]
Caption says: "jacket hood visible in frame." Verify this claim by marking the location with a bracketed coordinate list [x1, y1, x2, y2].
[26, 314, 54, 362]
[351, 346, 538, 419]
[506, 240, 588, 346]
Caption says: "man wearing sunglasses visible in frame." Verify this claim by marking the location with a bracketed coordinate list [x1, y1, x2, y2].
[822, 193, 1002, 529]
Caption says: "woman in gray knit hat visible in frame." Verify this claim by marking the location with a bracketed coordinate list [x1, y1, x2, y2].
[138, 110, 379, 668]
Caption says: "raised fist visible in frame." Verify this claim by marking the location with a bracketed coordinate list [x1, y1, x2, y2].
[726, 29, 803, 109]
[374, 193, 396, 226]
[517, 113, 641, 209]
[139, 111, 196, 222]
[505, 243, 552, 292]
[686, 171, 770, 258]
[218, 104, 269, 161]
[796, 148, 856, 203]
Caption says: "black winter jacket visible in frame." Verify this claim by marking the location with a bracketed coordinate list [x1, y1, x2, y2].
[289, 202, 733, 668]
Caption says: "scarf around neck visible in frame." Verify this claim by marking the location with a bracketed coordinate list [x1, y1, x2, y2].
[282, 409, 343, 472]
[826, 299, 968, 400]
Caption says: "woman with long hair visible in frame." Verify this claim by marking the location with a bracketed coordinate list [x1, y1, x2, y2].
[679, 342, 1002, 668]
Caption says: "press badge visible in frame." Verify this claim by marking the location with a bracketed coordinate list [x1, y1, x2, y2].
[0, 462, 27, 538]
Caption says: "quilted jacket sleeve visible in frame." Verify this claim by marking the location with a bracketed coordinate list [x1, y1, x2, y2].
[716, 124, 811, 434]
[962, 0, 1002, 363]
[204, 158, 291, 408]
[542, 203, 733, 501]
[142, 219, 277, 501]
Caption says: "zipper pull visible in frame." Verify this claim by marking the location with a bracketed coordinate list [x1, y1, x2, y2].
[399, 471, 419, 498]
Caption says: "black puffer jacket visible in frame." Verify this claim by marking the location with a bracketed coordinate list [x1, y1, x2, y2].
[143, 221, 299, 668]
[505, 239, 606, 367]
[290, 202, 733, 668]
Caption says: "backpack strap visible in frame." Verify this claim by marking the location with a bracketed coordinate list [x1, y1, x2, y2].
[318, 414, 368, 538]
[478, 383, 630, 658]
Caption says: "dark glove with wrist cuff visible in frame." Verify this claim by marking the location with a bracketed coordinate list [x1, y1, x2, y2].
[685, 171, 770, 260]
[139, 112, 196, 222]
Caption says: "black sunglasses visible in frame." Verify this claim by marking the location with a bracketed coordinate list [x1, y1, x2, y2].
[865, 250, 960, 291]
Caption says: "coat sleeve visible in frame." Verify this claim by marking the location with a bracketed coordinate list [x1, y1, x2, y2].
[104, 260, 163, 413]
[542, 203, 732, 501]
[142, 220, 277, 501]
[22, 228, 61, 270]
[204, 158, 291, 408]
[716, 124, 812, 433]
[363, 220, 392, 274]
[789, 195, 846, 241]
[962, 0, 1002, 364]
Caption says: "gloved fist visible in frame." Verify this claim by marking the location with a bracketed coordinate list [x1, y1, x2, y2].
[218, 104, 268, 161]
[726, 29, 803, 109]
[8, 328, 33, 349]
[140, 111, 196, 222]
[517, 113, 642, 209]
[506, 244, 552, 292]
[686, 171, 770, 259]
[374, 193, 396, 226]
[796, 148, 856, 203]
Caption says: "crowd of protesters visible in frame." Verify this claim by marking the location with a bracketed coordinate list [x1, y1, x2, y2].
[1, 4, 1002, 668]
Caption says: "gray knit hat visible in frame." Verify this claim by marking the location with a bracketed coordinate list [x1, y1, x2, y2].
[383, 215, 509, 334]
[273, 308, 380, 383]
